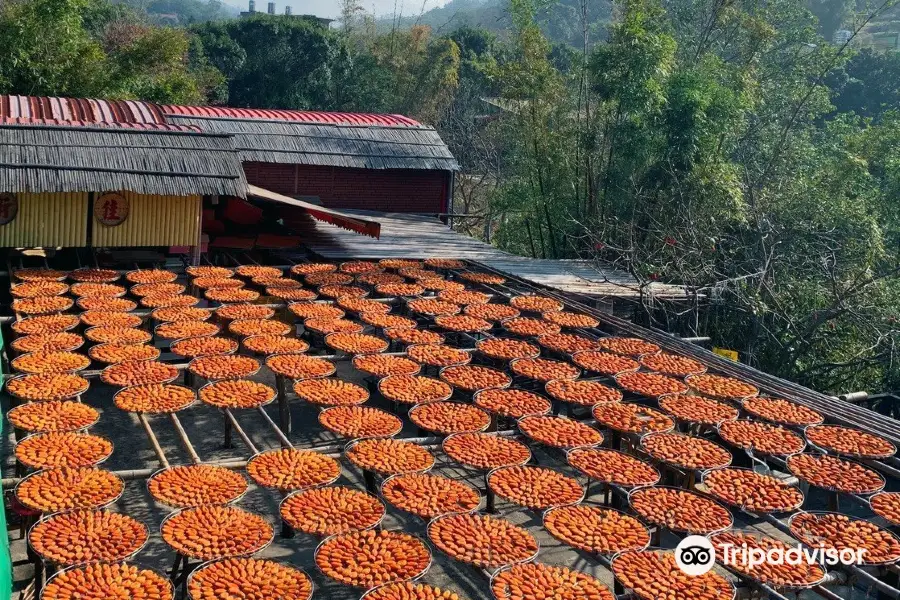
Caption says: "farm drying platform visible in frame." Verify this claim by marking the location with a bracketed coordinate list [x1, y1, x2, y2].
[2, 253, 900, 600]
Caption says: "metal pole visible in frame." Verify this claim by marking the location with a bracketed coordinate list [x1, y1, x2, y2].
[138, 413, 170, 469]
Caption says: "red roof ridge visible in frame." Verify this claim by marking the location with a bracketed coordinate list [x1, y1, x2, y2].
[159, 104, 423, 127]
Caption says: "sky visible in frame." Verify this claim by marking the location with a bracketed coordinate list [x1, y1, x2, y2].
[222, 0, 452, 19]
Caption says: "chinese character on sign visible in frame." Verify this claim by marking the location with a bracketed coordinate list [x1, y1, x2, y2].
[0, 193, 18, 225]
[95, 192, 129, 226]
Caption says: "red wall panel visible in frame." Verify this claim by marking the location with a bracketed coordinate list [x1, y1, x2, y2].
[244, 162, 448, 215]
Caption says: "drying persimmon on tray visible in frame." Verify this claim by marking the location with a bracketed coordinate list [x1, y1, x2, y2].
[360, 312, 417, 329]
[193, 276, 245, 290]
[458, 271, 505, 285]
[567, 448, 660, 488]
[641, 432, 732, 470]
[12, 351, 90, 374]
[252, 276, 300, 289]
[718, 420, 805, 456]
[235, 265, 282, 279]
[170, 336, 239, 358]
[509, 295, 563, 313]
[188, 355, 259, 380]
[325, 332, 389, 355]
[614, 371, 688, 398]
[501, 317, 561, 337]
[294, 377, 369, 406]
[786, 453, 885, 495]
[16, 467, 124, 513]
[433, 314, 493, 333]
[658, 393, 738, 426]
[70, 282, 126, 298]
[12, 314, 79, 335]
[246, 448, 341, 491]
[315, 529, 431, 589]
[437, 289, 490, 305]
[398, 267, 441, 280]
[126, 269, 177, 284]
[545, 379, 621, 406]
[101, 360, 178, 386]
[292, 262, 337, 275]
[11, 280, 68, 298]
[85, 326, 152, 345]
[266, 287, 317, 301]
[200, 379, 276, 409]
[362, 582, 461, 600]
[148, 464, 248, 508]
[510, 357, 580, 382]
[473, 388, 551, 418]
[424, 258, 466, 269]
[639, 352, 706, 376]
[541, 310, 600, 329]
[340, 260, 382, 274]
[89, 343, 160, 364]
[428, 512, 537, 569]
[13, 268, 67, 281]
[464, 303, 520, 321]
[141, 294, 200, 308]
[204, 288, 259, 303]
[374, 283, 425, 297]
[703, 467, 804, 513]
[11, 332, 83, 353]
[591, 402, 674, 435]
[378, 375, 453, 405]
[156, 320, 219, 340]
[871, 492, 900, 526]
[305, 272, 353, 286]
[487, 465, 584, 510]
[380, 258, 423, 269]
[407, 298, 461, 317]
[805, 424, 896, 459]
[629, 487, 732, 534]
[216, 303, 274, 321]
[475, 338, 541, 360]
[186, 265, 234, 278]
[188, 558, 312, 600]
[280, 486, 385, 536]
[319, 406, 403, 439]
[16, 432, 113, 469]
[442, 432, 531, 470]
[409, 401, 491, 435]
[491, 563, 615, 600]
[29, 509, 148, 565]
[243, 334, 309, 355]
[353, 354, 421, 377]
[70, 267, 120, 282]
[709, 530, 826, 589]
[383, 327, 444, 345]
[268, 354, 336, 379]
[345, 438, 435, 476]
[518, 414, 603, 449]
[612, 550, 735, 600]
[318, 284, 369, 299]
[360, 272, 404, 286]
[81, 310, 143, 328]
[685, 373, 759, 400]
[131, 282, 185, 297]
[420, 279, 465, 292]
[228, 318, 291, 337]
[114, 384, 195, 414]
[6, 373, 88, 402]
[595, 337, 660, 357]
[406, 344, 471, 367]
[12, 296, 75, 315]
[789, 512, 900, 566]
[43, 563, 173, 600]
[536, 332, 599, 354]
[77, 297, 136, 312]
[439, 365, 511, 392]
[7, 400, 99, 433]
[742, 396, 823, 427]
[337, 297, 391, 315]
[161, 505, 273, 561]
[303, 317, 364, 335]
[543, 504, 650, 555]
[380, 472, 480, 519]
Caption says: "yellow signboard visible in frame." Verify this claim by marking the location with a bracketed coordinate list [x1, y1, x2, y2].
[713, 347, 739, 362]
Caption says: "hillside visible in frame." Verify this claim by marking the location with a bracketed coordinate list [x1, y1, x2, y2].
[379, 0, 612, 46]
[114, 0, 238, 24]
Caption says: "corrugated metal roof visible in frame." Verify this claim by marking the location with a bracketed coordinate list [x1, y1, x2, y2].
[166, 115, 459, 172]
[0, 95, 422, 128]
[0, 123, 248, 198]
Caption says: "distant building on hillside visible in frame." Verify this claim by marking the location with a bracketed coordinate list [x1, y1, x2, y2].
[239, 0, 333, 26]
